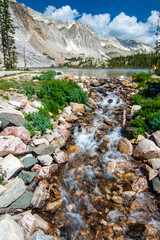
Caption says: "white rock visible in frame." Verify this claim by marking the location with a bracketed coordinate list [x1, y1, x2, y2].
[63, 106, 72, 115]
[0, 102, 16, 109]
[148, 158, 160, 170]
[37, 155, 53, 166]
[31, 184, 50, 208]
[32, 101, 43, 109]
[23, 105, 39, 114]
[0, 154, 23, 179]
[8, 101, 23, 108]
[33, 138, 49, 146]
[0, 177, 26, 208]
[131, 105, 141, 116]
[0, 108, 24, 117]
[18, 212, 36, 239]
[0, 185, 7, 195]
[0, 214, 24, 240]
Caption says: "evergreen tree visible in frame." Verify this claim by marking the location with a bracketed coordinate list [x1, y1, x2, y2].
[0, 0, 17, 68]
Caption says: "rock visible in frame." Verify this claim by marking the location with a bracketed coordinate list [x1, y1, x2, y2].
[51, 136, 66, 149]
[126, 223, 146, 238]
[29, 231, 54, 240]
[0, 185, 7, 195]
[10, 190, 34, 209]
[118, 138, 133, 156]
[112, 196, 123, 204]
[23, 105, 39, 114]
[106, 160, 117, 173]
[140, 164, 159, 181]
[32, 101, 43, 109]
[152, 177, 160, 194]
[36, 164, 58, 179]
[0, 154, 24, 179]
[86, 98, 98, 109]
[32, 138, 49, 146]
[63, 106, 72, 115]
[37, 155, 53, 166]
[23, 156, 38, 169]
[58, 128, 71, 141]
[45, 199, 63, 212]
[98, 141, 110, 152]
[133, 139, 160, 160]
[19, 170, 37, 184]
[113, 224, 123, 236]
[31, 182, 50, 208]
[0, 136, 28, 157]
[54, 151, 69, 164]
[107, 210, 124, 221]
[132, 177, 148, 192]
[104, 118, 113, 126]
[67, 145, 80, 155]
[8, 100, 23, 109]
[131, 105, 141, 116]
[0, 177, 26, 208]
[123, 191, 136, 197]
[148, 158, 160, 170]
[152, 130, 160, 147]
[18, 212, 37, 238]
[34, 144, 55, 156]
[90, 79, 100, 87]
[0, 126, 31, 144]
[0, 214, 24, 240]
[0, 112, 25, 129]
[71, 103, 84, 114]
[135, 135, 145, 144]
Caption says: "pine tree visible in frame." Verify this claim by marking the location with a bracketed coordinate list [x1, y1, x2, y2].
[0, 0, 17, 68]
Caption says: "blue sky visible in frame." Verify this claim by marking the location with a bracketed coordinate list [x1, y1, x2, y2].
[17, 0, 160, 45]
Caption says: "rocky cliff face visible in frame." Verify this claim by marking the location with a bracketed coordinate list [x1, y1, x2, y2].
[101, 37, 154, 58]
[0, 1, 155, 67]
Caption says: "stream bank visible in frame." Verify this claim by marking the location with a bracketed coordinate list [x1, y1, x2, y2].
[0, 74, 160, 239]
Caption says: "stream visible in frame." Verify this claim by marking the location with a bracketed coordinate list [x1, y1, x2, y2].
[39, 77, 160, 240]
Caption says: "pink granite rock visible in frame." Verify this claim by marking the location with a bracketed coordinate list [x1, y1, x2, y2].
[0, 136, 28, 157]
[0, 126, 31, 144]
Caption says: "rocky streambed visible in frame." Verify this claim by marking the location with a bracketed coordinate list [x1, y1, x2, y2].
[0, 74, 160, 239]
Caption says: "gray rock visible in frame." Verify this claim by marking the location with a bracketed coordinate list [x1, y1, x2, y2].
[29, 231, 54, 240]
[0, 214, 24, 240]
[19, 170, 36, 184]
[37, 155, 53, 166]
[0, 112, 25, 129]
[0, 185, 7, 195]
[0, 154, 23, 179]
[23, 156, 38, 169]
[10, 190, 34, 209]
[0, 177, 26, 208]
[107, 210, 124, 221]
[152, 130, 160, 147]
[148, 158, 160, 170]
[34, 144, 55, 156]
[31, 184, 50, 208]
[133, 139, 160, 160]
[152, 177, 160, 194]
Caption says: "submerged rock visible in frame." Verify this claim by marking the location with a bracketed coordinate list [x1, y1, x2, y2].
[118, 137, 133, 156]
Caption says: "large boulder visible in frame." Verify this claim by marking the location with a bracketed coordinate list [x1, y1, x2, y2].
[0, 177, 26, 208]
[0, 154, 24, 179]
[0, 136, 28, 157]
[0, 112, 25, 129]
[118, 137, 133, 156]
[0, 214, 24, 240]
[133, 139, 160, 160]
[0, 126, 31, 144]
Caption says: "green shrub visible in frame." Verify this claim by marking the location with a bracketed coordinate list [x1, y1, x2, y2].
[133, 94, 142, 105]
[132, 72, 152, 83]
[37, 79, 88, 116]
[23, 85, 36, 100]
[0, 167, 6, 185]
[23, 122, 36, 136]
[24, 108, 53, 135]
[148, 112, 160, 131]
[32, 71, 57, 81]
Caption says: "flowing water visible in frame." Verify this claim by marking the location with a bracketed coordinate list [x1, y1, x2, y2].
[42, 79, 160, 239]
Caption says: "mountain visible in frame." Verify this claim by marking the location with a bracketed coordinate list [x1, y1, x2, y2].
[0, 0, 155, 68]
[100, 37, 154, 58]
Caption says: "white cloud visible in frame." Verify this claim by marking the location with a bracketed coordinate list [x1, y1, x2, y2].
[44, 5, 79, 22]
[44, 5, 160, 45]
[79, 13, 110, 37]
